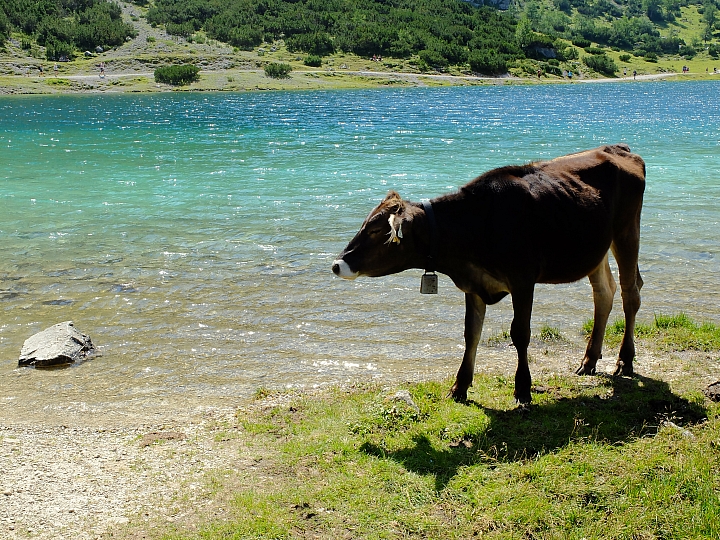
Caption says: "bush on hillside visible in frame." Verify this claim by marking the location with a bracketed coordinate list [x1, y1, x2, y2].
[0, 8, 9, 42]
[468, 49, 507, 75]
[304, 54, 322, 67]
[681, 45, 697, 58]
[583, 53, 617, 75]
[45, 37, 74, 61]
[264, 62, 292, 78]
[154, 64, 200, 85]
[418, 49, 448, 69]
[286, 32, 334, 56]
[572, 37, 592, 48]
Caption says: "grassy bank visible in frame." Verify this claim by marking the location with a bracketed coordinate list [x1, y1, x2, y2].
[116, 314, 720, 540]
[157, 376, 717, 539]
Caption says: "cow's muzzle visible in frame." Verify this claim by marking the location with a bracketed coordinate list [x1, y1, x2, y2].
[332, 259, 358, 280]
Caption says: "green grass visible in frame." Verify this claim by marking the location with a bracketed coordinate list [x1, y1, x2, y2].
[585, 313, 720, 351]
[538, 324, 564, 342]
[163, 375, 719, 540]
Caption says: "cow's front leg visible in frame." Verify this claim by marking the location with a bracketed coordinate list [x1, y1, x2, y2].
[448, 293, 486, 402]
[510, 286, 534, 405]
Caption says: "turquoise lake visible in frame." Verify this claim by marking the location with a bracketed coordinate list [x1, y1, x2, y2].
[1, 82, 719, 423]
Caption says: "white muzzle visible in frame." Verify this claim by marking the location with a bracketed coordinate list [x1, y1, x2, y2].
[332, 259, 359, 280]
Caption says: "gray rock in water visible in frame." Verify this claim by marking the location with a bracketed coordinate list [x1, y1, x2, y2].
[19, 322, 95, 367]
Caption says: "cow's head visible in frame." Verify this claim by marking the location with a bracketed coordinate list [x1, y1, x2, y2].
[332, 191, 422, 280]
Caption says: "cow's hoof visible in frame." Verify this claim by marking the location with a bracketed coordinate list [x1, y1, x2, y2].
[575, 364, 596, 376]
[613, 361, 634, 377]
[513, 390, 532, 406]
[447, 386, 468, 403]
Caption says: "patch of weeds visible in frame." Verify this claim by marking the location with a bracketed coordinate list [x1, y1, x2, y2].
[538, 324, 563, 342]
[253, 386, 273, 400]
[487, 329, 511, 346]
[583, 313, 720, 352]
[46, 78, 71, 86]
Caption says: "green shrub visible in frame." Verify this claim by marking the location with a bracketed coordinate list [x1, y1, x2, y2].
[681, 45, 697, 58]
[229, 26, 263, 50]
[619, 53, 631, 62]
[264, 62, 292, 78]
[644, 52, 658, 62]
[304, 54, 322, 67]
[154, 64, 200, 85]
[709, 44, 720, 58]
[572, 37, 591, 48]
[0, 9, 8, 42]
[583, 53, 617, 75]
[287, 32, 334, 55]
[418, 49, 448, 69]
[558, 45, 579, 60]
[45, 38, 73, 61]
[468, 49, 507, 75]
[584, 46, 605, 55]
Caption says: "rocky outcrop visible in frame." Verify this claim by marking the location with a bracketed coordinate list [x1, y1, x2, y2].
[18, 321, 96, 367]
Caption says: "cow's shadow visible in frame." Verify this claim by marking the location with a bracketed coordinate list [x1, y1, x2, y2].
[359, 374, 707, 491]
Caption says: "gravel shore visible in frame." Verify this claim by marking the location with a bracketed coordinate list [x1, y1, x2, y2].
[0, 407, 251, 540]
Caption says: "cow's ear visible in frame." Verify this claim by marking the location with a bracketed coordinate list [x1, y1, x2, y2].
[383, 190, 406, 215]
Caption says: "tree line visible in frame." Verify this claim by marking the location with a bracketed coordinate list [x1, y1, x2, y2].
[143, 0, 719, 71]
[144, 0, 524, 74]
[1, 0, 718, 74]
[0, 0, 136, 60]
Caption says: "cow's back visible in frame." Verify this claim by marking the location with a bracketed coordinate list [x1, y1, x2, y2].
[452, 144, 645, 283]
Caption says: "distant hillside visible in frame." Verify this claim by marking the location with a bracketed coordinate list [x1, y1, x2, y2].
[0, 0, 136, 58]
[1, 0, 718, 76]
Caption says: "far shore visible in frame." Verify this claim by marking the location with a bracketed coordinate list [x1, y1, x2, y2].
[1, 66, 719, 96]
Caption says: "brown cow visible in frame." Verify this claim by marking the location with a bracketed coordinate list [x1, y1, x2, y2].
[332, 144, 645, 404]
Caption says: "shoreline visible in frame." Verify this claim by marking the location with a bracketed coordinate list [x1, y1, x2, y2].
[1, 67, 718, 96]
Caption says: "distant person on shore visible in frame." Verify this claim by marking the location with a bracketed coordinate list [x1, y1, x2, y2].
[99, 62, 105, 78]
[633, 70, 637, 80]
[38, 65, 44, 77]
[53, 63, 58, 76]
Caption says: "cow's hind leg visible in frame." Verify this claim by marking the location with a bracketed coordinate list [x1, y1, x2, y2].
[449, 293, 487, 402]
[611, 239, 643, 377]
[576, 253, 616, 375]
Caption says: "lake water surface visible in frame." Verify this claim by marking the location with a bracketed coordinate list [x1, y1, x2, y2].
[1, 82, 719, 424]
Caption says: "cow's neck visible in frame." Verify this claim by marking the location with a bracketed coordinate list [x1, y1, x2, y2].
[421, 200, 439, 273]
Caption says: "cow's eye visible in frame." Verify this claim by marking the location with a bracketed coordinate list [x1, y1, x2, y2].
[367, 227, 383, 237]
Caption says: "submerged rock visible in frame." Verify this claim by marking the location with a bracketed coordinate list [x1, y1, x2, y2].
[18, 321, 96, 368]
